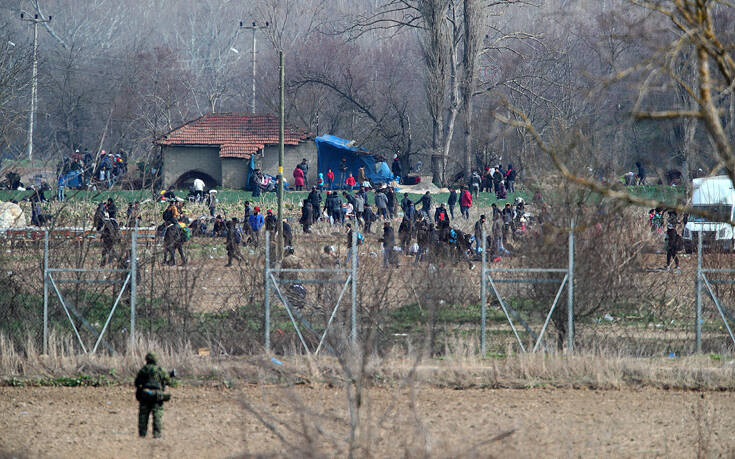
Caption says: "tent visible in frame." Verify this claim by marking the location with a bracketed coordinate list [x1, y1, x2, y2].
[315, 135, 393, 186]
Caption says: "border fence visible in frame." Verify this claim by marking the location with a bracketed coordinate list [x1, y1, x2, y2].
[3, 216, 735, 357]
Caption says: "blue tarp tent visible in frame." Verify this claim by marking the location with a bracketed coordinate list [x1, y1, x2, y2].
[315, 135, 393, 187]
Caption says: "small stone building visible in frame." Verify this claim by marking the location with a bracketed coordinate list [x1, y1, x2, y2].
[155, 113, 315, 189]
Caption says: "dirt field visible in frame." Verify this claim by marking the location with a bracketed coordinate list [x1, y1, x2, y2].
[1, 385, 733, 457]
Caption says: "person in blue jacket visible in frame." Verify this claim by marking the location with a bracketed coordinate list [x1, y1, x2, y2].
[248, 206, 265, 246]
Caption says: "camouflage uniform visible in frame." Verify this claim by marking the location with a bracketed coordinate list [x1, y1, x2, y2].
[135, 353, 171, 438]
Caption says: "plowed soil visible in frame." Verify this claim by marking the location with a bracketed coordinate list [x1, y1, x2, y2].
[1, 385, 733, 457]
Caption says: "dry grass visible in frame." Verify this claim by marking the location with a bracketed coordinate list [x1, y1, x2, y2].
[3, 332, 735, 391]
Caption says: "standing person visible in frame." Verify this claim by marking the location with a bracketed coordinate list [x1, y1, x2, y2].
[126, 201, 140, 228]
[493, 168, 503, 194]
[300, 199, 314, 233]
[460, 187, 472, 219]
[354, 192, 365, 223]
[386, 186, 396, 219]
[317, 172, 325, 191]
[375, 189, 389, 220]
[380, 222, 397, 267]
[405, 200, 416, 222]
[482, 168, 493, 193]
[398, 216, 413, 252]
[391, 154, 402, 178]
[357, 166, 367, 188]
[474, 215, 487, 254]
[297, 158, 309, 187]
[636, 161, 646, 185]
[492, 213, 510, 257]
[447, 188, 458, 219]
[434, 203, 450, 228]
[665, 224, 681, 270]
[329, 191, 344, 225]
[506, 164, 517, 193]
[105, 198, 118, 221]
[415, 191, 432, 219]
[308, 187, 321, 214]
[225, 219, 244, 266]
[362, 204, 376, 233]
[401, 193, 412, 214]
[345, 173, 357, 191]
[265, 209, 277, 238]
[338, 157, 349, 189]
[248, 206, 264, 246]
[470, 171, 481, 198]
[57, 173, 66, 202]
[501, 203, 514, 243]
[135, 352, 174, 438]
[206, 190, 217, 217]
[192, 177, 205, 201]
[292, 166, 305, 191]
[326, 169, 335, 190]
[251, 169, 262, 197]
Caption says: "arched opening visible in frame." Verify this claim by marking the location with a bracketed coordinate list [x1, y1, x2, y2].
[174, 170, 218, 189]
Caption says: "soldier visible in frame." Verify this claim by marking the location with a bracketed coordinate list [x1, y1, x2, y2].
[135, 352, 175, 438]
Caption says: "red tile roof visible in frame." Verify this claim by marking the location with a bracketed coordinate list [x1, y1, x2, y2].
[155, 113, 311, 159]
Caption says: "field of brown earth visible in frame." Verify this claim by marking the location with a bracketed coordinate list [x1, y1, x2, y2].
[1, 384, 733, 457]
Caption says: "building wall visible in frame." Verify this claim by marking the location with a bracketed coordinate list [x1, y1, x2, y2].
[162, 146, 222, 186]
[259, 140, 317, 186]
[221, 157, 250, 189]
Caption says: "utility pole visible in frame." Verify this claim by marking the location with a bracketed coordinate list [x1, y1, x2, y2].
[239, 21, 269, 114]
[20, 12, 51, 163]
[277, 50, 284, 259]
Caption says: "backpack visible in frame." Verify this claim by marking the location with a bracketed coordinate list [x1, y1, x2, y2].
[234, 227, 242, 244]
[356, 232, 365, 245]
[162, 208, 173, 221]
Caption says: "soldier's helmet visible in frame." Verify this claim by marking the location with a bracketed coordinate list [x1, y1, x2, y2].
[145, 352, 157, 364]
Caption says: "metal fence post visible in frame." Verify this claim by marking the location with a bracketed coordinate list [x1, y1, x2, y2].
[264, 230, 271, 353]
[130, 225, 137, 353]
[351, 228, 357, 345]
[696, 229, 703, 353]
[481, 229, 487, 355]
[43, 229, 48, 355]
[567, 218, 574, 352]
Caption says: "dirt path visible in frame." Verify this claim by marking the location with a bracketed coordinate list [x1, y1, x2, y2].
[1, 385, 733, 457]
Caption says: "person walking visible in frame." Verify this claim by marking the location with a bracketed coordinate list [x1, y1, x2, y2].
[375, 189, 389, 220]
[135, 352, 175, 438]
[326, 169, 335, 190]
[225, 219, 244, 266]
[447, 188, 457, 219]
[460, 187, 472, 219]
[57, 174, 66, 202]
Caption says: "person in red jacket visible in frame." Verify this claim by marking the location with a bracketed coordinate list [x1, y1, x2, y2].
[345, 173, 357, 191]
[326, 169, 335, 190]
[293, 167, 305, 191]
[459, 186, 472, 219]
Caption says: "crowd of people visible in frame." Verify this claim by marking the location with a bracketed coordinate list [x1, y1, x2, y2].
[55, 149, 129, 198]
